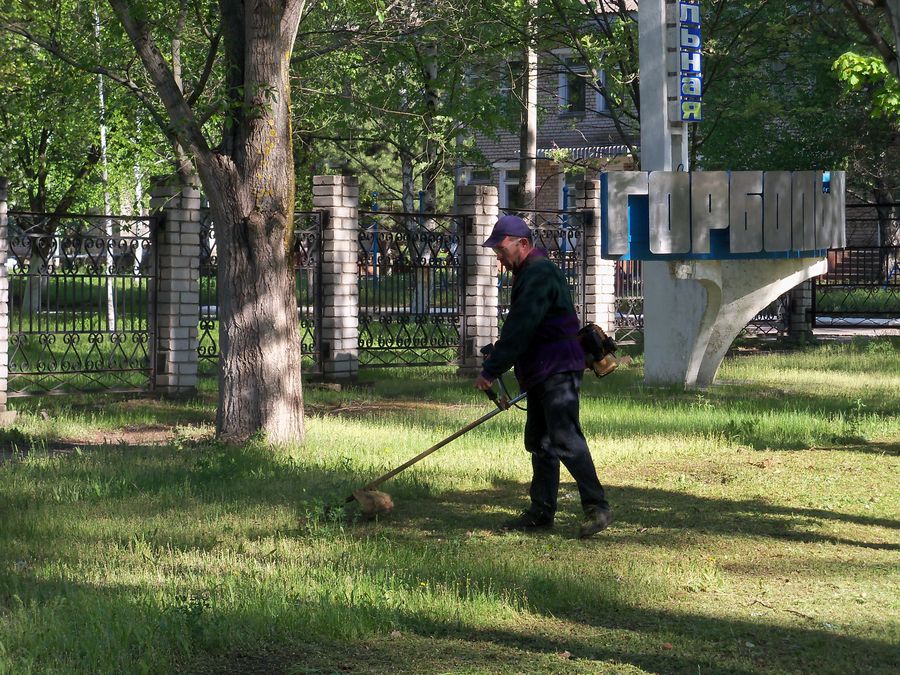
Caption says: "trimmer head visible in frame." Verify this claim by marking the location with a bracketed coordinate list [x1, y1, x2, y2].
[338, 387, 528, 523]
[350, 489, 395, 519]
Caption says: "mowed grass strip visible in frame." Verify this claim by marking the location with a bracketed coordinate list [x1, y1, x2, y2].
[0, 339, 897, 674]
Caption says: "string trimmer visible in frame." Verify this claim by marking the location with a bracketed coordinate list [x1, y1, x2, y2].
[345, 383, 527, 519]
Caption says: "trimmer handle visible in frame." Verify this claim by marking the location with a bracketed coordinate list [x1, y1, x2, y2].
[484, 383, 510, 410]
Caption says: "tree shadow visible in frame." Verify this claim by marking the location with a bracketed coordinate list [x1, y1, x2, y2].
[387, 479, 899, 551]
[6, 555, 898, 675]
[3, 445, 898, 674]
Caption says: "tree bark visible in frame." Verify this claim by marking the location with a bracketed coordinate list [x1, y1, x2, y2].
[421, 43, 439, 213]
[109, 0, 306, 444]
[518, 0, 538, 210]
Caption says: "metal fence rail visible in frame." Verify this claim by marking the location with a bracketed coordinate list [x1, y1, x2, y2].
[611, 260, 790, 341]
[198, 210, 324, 371]
[814, 203, 900, 328]
[498, 208, 587, 325]
[814, 246, 900, 327]
[6, 211, 155, 395]
[357, 211, 464, 366]
[615, 259, 643, 342]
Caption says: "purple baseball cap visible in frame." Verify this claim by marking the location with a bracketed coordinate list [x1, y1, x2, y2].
[482, 215, 532, 248]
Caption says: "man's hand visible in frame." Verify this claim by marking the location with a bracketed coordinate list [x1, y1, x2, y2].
[474, 374, 494, 391]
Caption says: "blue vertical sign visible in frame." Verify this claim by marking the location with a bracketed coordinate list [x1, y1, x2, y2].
[679, 0, 702, 122]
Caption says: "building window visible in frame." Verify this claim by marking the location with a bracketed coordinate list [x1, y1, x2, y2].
[501, 169, 523, 210]
[559, 57, 587, 115]
[558, 56, 607, 115]
[468, 168, 492, 184]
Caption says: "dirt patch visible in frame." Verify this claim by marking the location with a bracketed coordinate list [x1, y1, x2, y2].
[0, 423, 213, 464]
[308, 400, 474, 418]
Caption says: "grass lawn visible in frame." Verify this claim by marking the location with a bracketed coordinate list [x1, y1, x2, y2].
[1, 339, 898, 673]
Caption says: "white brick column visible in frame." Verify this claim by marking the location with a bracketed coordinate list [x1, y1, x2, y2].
[313, 175, 359, 381]
[456, 184, 500, 376]
[788, 280, 814, 342]
[150, 179, 201, 393]
[577, 179, 617, 332]
[0, 178, 9, 412]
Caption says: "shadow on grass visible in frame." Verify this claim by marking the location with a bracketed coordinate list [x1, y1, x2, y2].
[3, 443, 898, 674]
[11, 569, 893, 675]
[5, 537, 897, 675]
[385, 478, 900, 550]
[2, 435, 896, 549]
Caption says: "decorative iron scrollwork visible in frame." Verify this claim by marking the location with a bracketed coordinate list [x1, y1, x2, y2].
[7, 211, 155, 394]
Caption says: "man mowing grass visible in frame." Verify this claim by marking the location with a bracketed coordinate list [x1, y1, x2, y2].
[474, 215, 612, 538]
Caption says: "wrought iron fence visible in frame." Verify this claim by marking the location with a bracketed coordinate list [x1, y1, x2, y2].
[813, 203, 900, 328]
[357, 211, 464, 366]
[615, 259, 643, 342]
[198, 210, 324, 371]
[743, 295, 791, 336]
[814, 246, 900, 327]
[497, 209, 588, 325]
[6, 211, 156, 395]
[610, 260, 791, 341]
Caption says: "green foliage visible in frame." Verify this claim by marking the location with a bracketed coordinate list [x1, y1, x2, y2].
[833, 52, 900, 120]
[292, 1, 520, 208]
[698, 3, 852, 171]
[695, 1, 900, 203]
[0, 6, 182, 213]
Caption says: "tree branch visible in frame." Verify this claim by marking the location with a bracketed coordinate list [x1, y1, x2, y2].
[841, 0, 899, 79]
[3, 21, 175, 140]
[186, 30, 222, 107]
[107, 0, 212, 162]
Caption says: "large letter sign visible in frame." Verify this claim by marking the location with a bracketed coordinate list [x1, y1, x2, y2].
[679, 0, 702, 121]
[601, 170, 846, 260]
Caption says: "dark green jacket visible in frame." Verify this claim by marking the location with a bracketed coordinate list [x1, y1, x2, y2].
[481, 250, 584, 390]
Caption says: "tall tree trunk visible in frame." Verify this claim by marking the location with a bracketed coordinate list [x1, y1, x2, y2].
[94, 9, 117, 331]
[110, 0, 306, 444]
[873, 185, 900, 247]
[401, 150, 416, 215]
[171, 0, 198, 186]
[519, 0, 538, 210]
[421, 43, 439, 214]
[209, 0, 304, 444]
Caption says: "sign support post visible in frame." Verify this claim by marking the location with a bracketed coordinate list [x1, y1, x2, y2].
[635, 0, 840, 387]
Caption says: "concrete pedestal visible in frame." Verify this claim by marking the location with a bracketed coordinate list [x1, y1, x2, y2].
[644, 257, 827, 387]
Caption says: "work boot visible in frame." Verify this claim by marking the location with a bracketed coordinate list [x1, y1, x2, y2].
[578, 507, 612, 539]
[500, 511, 554, 532]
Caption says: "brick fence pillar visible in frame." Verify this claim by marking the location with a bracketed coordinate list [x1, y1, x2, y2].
[577, 179, 617, 332]
[313, 175, 359, 381]
[456, 184, 500, 376]
[150, 178, 201, 393]
[788, 280, 814, 342]
[0, 178, 9, 414]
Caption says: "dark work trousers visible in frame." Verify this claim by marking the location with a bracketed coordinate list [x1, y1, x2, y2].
[523, 371, 608, 519]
